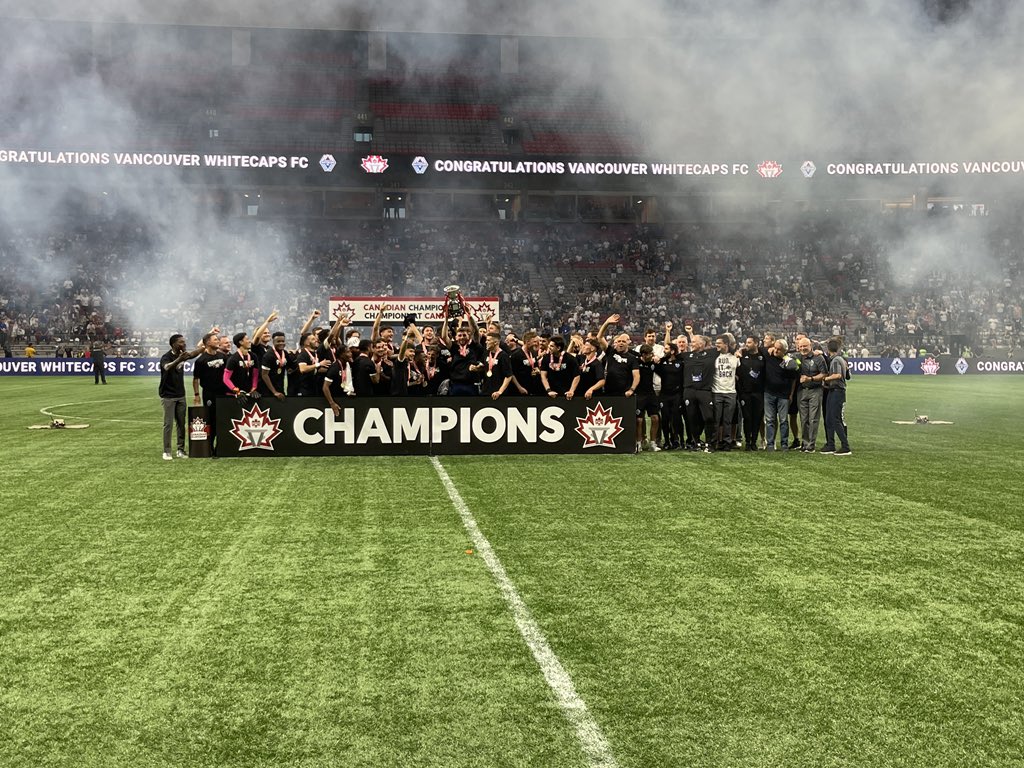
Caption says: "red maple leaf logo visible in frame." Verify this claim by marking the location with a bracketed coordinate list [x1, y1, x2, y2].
[757, 160, 783, 178]
[230, 404, 283, 451]
[361, 155, 389, 173]
[332, 302, 355, 321]
[575, 402, 625, 448]
[921, 356, 940, 375]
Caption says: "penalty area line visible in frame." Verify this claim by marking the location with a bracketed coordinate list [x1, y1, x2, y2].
[430, 456, 618, 768]
[40, 400, 160, 425]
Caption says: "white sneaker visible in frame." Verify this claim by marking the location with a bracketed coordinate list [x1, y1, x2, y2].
[649, 443, 662, 452]
[176, 450, 188, 459]
[162, 452, 173, 461]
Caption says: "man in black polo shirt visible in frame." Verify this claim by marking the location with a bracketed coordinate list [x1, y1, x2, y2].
[510, 331, 545, 396]
[655, 342, 685, 449]
[159, 334, 204, 460]
[575, 338, 606, 400]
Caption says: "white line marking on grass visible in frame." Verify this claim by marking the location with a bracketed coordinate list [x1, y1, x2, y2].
[40, 400, 160, 424]
[430, 456, 619, 768]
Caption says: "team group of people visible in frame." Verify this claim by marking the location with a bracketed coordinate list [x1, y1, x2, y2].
[156, 307, 852, 459]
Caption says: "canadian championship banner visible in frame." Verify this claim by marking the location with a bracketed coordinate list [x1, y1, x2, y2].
[328, 296, 499, 324]
[214, 396, 637, 456]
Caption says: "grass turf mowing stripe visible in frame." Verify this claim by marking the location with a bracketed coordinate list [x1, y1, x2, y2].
[431, 456, 619, 768]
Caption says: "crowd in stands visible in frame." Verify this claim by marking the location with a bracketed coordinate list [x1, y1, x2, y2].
[1, 210, 1022, 359]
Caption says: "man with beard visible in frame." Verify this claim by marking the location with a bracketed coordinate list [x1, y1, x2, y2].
[682, 335, 716, 450]
[159, 333, 205, 460]
[392, 326, 428, 397]
[192, 329, 228, 456]
[603, 333, 639, 397]
[372, 304, 398, 358]
[763, 338, 798, 451]
[479, 332, 514, 400]
[540, 335, 580, 399]
[296, 331, 328, 398]
[711, 335, 739, 451]
[737, 335, 766, 451]
[635, 344, 661, 452]
[655, 341, 685, 449]
[510, 331, 545, 396]
[441, 316, 484, 396]
[795, 336, 829, 452]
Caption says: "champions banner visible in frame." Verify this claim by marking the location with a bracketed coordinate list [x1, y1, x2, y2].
[214, 396, 636, 456]
[328, 296, 500, 324]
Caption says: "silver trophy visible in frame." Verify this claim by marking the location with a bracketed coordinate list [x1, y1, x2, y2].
[444, 284, 465, 319]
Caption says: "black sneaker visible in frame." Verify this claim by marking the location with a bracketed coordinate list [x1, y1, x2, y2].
[789, 439, 801, 450]
[819, 448, 835, 455]
[835, 448, 852, 456]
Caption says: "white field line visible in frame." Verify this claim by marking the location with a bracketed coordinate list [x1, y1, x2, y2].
[40, 400, 160, 424]
[430, 456, 619, 768]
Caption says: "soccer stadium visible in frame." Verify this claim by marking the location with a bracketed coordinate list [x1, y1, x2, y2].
[1, 2, 1023, 766]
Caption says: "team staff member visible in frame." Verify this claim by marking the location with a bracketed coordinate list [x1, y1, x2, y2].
[603, 333, 640, 397]
[655, 341, 685, 450]
[737, 336, 766, 451]
[635, 344, 661, 452]
[821, 339, 852, 455]
[90, 337, 108, 384]
[795, 336, 828, 452]
[711, 335, 739, 451]
[159, 334, 204, 460]
[682, 336, 715, 450]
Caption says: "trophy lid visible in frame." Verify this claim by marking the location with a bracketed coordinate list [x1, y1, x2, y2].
[444, 284, 461, 293]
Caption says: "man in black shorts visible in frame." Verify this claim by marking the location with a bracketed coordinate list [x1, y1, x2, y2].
[635, 344, 661, 452]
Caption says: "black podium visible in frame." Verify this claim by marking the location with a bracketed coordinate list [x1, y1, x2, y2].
[187, 405, 213, 458]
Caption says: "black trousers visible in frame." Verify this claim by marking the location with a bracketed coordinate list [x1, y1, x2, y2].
[683, 390, 714, 445]
[659, 393, 683, 445]
[739, 391, 765, 445]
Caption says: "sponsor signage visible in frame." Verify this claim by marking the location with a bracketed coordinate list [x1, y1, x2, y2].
[847, 357, 1024, 375]
[329, 296, 500, 324]
[0, 357, 194, 376]
[215, 396, 637, 456]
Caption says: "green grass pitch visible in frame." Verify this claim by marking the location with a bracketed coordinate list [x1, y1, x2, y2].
[1, 375, 1023, 767]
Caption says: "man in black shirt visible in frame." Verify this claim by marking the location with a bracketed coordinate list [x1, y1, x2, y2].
[635, 344, 661, 452]
[737, 335, 766, 451]
[442, 317, 484, 396]
[159, 334, 204, 460]
[90, 338, 108, 384]
[480, 332, 513, 400]
[603, 334, 640, 397]
[540, 335, 580, 399]
[352, 339, 379, 397]
[681, 335, 716, 450]
[260, 331, 289, 401]
[192, 330, 228, 456]
[510, 331, 545, 396]
[575, 338, 606, 400]
[223, 332, 259, 397]
[655, 342, 685, 449]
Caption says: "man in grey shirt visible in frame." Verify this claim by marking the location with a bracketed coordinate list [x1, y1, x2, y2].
[795, 337, 828, 452]
[821, 338, 852, 455]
